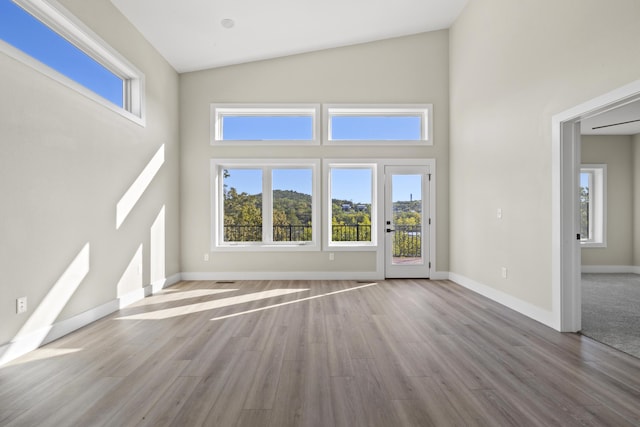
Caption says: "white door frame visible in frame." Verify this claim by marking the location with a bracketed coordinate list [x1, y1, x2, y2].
[374, 159, 436, 280]
[552, 80, 640, 332]
[384, 165, 431, 278]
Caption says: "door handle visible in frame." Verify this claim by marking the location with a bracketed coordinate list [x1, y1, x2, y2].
[386, 228, 395, 233]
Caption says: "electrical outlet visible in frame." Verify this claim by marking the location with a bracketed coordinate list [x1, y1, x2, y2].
[497, 208, 503, 219]
[204, 253, 210, 262]
[329, 252, 334, 261]
[16, 297, 27, 314]
[501, 267, 508, 279]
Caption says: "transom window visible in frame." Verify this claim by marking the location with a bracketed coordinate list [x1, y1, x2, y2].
[211, 104, 320, 145]
[324, 104, 432, 145]
[580, 164, 606, 247]
[212, 160, 320, 250]
[0, 0, 145, 123]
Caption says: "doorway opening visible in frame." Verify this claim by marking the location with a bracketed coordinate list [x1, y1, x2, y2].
[553, 80, 640, 332]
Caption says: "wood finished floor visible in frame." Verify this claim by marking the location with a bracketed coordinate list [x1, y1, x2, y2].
[2, 279, 640, 426]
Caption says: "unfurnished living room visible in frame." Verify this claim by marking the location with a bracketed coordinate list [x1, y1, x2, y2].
[2, 0, 640, 426]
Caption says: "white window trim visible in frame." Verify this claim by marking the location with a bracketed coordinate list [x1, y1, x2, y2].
[0, 0, 145, 125]
[323, 161, 378, 251]
[210, 103, 321, 145]
[580, 164, 607, 248]
[211, 158, 321, 251]
[323, 104, 433, 146]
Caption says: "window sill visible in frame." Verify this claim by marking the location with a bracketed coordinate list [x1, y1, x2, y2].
[213, 243, 319, 252]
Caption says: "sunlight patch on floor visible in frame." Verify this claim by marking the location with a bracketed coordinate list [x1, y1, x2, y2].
[116, 288, 310, 320]
[145, 288, 238, 304]
[4, 347, 83, 367]
[210, 282, 378, 321]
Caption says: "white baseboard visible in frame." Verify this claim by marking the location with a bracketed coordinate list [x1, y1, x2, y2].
[429, 271, 449, 280]
[581, 265, 640, 274]
[0, 273, 182, 367]
[448, 272, 556, 329]
[181, 271, 384, 281]
[151, 273, 182, 292]
[181, 271, 450, 281]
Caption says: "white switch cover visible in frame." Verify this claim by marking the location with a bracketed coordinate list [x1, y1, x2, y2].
[497, 208, 503, 219]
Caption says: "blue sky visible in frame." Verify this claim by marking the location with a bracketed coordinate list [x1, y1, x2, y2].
[392, 174, 422, 202]
[332, 116, 421, 140]
[0, 0, 123, 106]
[580, 172, 589, 188]
[223, 116, 313, 140]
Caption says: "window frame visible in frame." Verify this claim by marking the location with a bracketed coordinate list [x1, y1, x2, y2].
[580, 164, 607, 247]
[210, 103, 321, 145]
[323, 104, 433, 146]
[211, 158, 321, 251]
[0, 0, 145, 125]
[323, 161, 378, 251]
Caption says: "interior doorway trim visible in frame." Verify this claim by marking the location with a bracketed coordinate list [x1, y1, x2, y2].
[552, 79, 640, 332]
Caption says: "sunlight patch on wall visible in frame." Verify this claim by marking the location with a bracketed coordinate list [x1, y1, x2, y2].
[150, 205, 165, 284]
[116, 244, 143, 299]
[116, 145, 165, 229]
[116, 288, 309, 320]
[0, 243, 90, 364]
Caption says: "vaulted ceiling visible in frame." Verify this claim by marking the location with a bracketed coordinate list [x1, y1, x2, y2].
[110, 0, 468, 73]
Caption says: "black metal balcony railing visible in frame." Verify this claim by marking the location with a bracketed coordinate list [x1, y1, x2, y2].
[273, 225, 312, 242]
[223, 225, 314, 242]
[331, 224, 372, 242]
[223, 224, 421, 257]
[224, 225, 262, 242]
[392, 225, 422, 257]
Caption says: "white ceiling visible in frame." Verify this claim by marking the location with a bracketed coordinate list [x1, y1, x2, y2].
[110, 0, 468, 73]
[581, 101, 640, 136]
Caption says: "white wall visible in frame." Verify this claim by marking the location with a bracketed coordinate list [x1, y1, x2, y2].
[450, 0, 640, 311]
[0, 0, 180, 354]
[180, 32, 450, 277]
[581, 135, 633, 266]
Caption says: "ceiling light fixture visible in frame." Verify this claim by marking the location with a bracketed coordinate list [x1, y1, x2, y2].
[220, 18, 235, 29]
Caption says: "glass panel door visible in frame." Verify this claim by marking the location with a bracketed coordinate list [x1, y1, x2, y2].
[384, 166, 430, 278]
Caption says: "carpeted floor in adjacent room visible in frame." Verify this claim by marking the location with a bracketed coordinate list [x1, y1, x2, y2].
[582, 273, 640, 359]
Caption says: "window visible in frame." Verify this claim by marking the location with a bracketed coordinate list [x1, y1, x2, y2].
[212, 160, 320, 250]
[211, 104, 320, 145]
[325, 163, 377, 249]
[324, 104, 432, 145]
[580, 164, 606, 247]
[0, 0, 145, 124]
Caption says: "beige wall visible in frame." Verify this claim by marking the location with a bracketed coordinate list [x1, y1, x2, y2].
[180, 32, 450, 275]
[581, 135, 633, 266]
[450, 0, 640, 310]
[0, 0, 180, 347]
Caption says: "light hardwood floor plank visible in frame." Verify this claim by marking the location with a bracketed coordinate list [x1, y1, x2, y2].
[2, 279, 640, 426]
